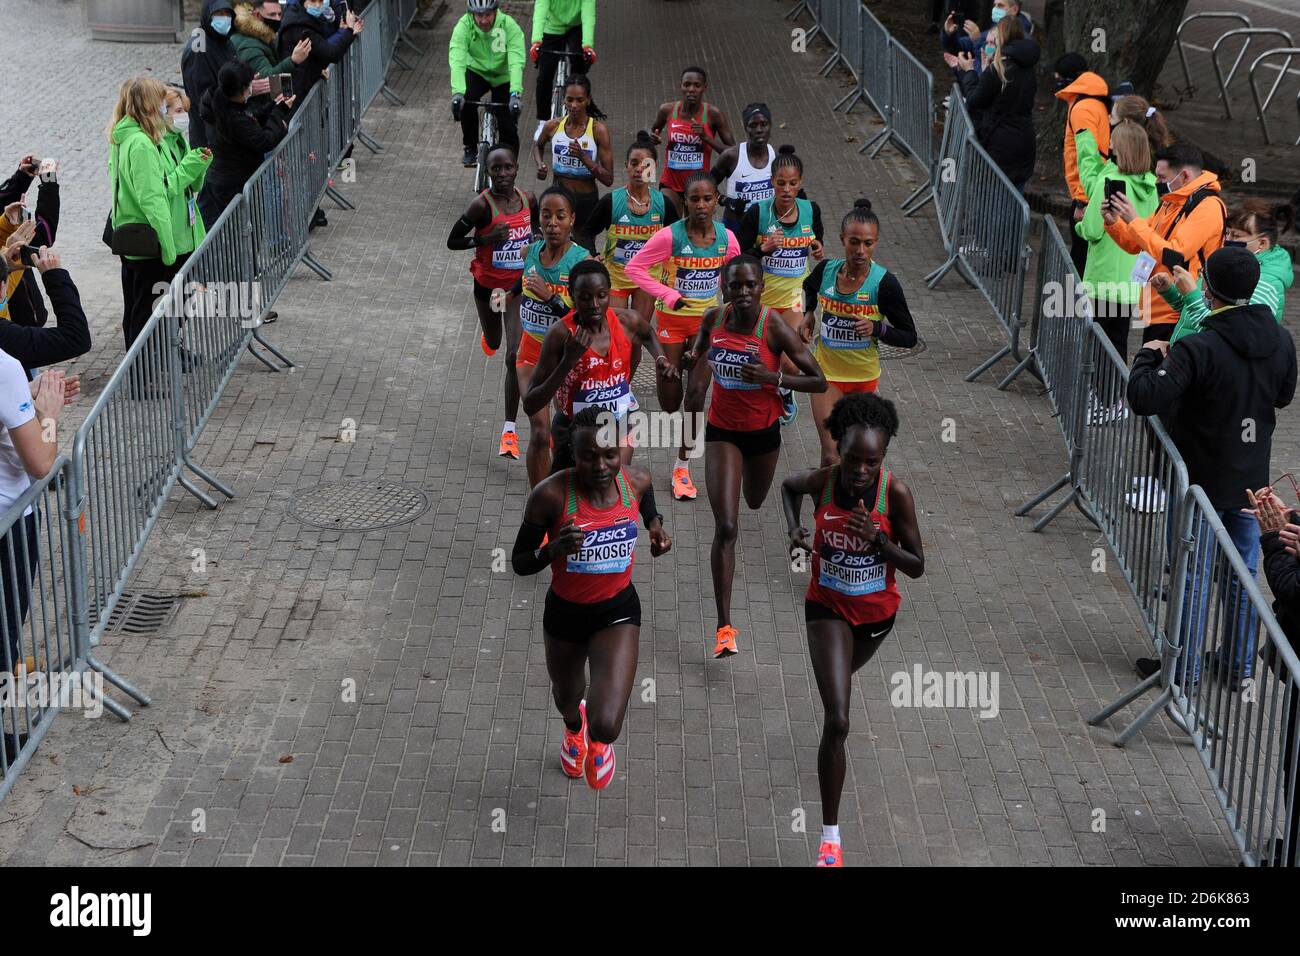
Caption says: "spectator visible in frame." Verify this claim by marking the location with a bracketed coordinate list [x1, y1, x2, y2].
[0, 219, 90, 376]
[231, 0, 313, 105]
[160, 87, 214, 274]
[941, 0, 1033, 77]
[276, 0, 362, 104]
[1103, 143, 1227, 345]
[1110, 94, 1173, 171]
[1053, 52, 1109, 275]
[107, 77, 191, 349]
[1246, 486, 1300, 867]
[1075, 120, 1157, 366]
[181, 0, 241, 150]
[0, 156, 60, 331]
[198, 60, 293, 227]
[1128, 246, 1297, 683]
[951, 15, 1039, 192]
[1163, 200, 1295, 345]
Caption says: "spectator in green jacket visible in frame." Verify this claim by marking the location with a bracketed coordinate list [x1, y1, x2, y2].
[230, 1, 313, 107]
[450, 1, 525, 167]
[1074, 119, 1158, 364]
[108, 76, 211, 349]
[528, 0, 595, 130]
[1164, 199, 1295, 345]
[162, 87, 212, 263]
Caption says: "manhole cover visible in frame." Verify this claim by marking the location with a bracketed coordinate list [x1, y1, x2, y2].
[879, 336, 927, 361]
[90, 591, 181, 636]
[287, 479, 430, 531]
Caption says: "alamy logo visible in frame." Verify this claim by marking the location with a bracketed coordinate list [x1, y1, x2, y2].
[890, 664, 1000, 719]
[49, 887, 151, 936]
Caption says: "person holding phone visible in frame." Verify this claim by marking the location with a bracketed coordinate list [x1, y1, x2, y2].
[0, 236, 90, 376]
[1074, 119, 1157, 366]
[511, 405, 670, 792]
[0, 155, 62, 332]
[197, 60, 293, 228]
[682, 255, 826, 659]
[277, 0, 362, 104]
[781, 392, 924, 867]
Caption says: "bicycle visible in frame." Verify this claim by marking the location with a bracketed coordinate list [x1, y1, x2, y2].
[538, 48, 586, 122]
[470, 100, 513, 193]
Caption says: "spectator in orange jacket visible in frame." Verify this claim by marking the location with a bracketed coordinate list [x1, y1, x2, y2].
[1054, 53, 1109, 275]
[1102, 143, 1227, 344]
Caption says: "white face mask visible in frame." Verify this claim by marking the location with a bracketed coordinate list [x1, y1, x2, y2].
[172, 111, 190, 133]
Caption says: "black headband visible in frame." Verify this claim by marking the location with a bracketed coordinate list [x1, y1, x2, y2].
[743, 103, 771, 124]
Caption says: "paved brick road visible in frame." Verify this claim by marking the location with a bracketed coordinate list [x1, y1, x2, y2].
[3, 0, 1290, 866]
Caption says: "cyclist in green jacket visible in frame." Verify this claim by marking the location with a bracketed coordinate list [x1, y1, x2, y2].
[528, 0, 596, 134]
[451, 0, 525, 167]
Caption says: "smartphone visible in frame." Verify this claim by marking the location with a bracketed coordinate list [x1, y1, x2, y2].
[19, 205, 33, 223]
[18, 244, 39, 267]
[1103, 179, 1126, 200]
[269, 74, 284, 99]
[1161, 247, 1187, 271]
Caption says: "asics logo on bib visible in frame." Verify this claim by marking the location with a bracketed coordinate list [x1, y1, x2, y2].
[568, 519, 638, 574]
[676, 266, 722, 297]
[708, 344, 762, 390]
[820, 299, 877, 351]
[492, 224, 531, 270]
[818, 533, 887, 596]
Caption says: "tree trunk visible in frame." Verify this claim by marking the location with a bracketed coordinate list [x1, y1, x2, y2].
[1031, 0, 1189, 196]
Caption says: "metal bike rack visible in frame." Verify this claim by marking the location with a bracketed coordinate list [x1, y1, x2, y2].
[1248, 47, 1300, 144]
[1176, 12, 1250, 97]
[1213, 28, 1293, 119]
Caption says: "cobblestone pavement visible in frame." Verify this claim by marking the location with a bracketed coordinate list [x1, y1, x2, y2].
[2, 0, 1294, 866]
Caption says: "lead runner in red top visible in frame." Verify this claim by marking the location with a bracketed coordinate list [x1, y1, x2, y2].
[781, 392, 924, 867]
[648, 66, 734, 219]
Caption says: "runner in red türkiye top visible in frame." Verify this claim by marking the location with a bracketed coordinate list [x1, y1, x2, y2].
[554, 309, 633, 420]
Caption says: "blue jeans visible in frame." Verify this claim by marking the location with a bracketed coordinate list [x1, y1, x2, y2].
[1176, 507, 1261, 684]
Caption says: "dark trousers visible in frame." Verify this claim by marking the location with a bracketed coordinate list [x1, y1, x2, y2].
[120, 253, 187, 350]
[462, 69, 520, 156]
[1091, 297, 1137, 365]
[535, 26, 587, 122]
[1, 512, 39, 672]
[1069, 202, 1089, 276]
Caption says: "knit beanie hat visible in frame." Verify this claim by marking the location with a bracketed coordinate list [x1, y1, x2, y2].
[1201, 245, 1260, 306]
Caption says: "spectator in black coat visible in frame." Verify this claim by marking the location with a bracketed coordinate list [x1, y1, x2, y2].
[0, 241, 91, 378]
[1129, 246, 1297, 683]
[1246, 486, 1300, 867]
[275, 0, 362, 105]
[197, 60, 294, 228]
[182, 0, 247, 150]
[950, 15, 1040, 191]
[0, 156, 60, 330]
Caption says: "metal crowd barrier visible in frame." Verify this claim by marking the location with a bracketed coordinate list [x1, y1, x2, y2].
[924, 109, 1030, 385]
[1249, 47, 1300, 144]
[0, 0, 423, 802]
[852, 3, 891, 123]
[1212, 27, 1294, 120]
[864, 37, 935, 215]
[1176, 12, 1251, 98]
[0, 460, 100, 800]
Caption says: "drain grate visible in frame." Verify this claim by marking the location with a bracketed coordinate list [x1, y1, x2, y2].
[879, 335, 927, 361]
[287, 479, 431, 532]
[91, 591, 181, 636]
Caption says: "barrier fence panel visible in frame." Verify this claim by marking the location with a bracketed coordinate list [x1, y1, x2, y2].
[787, 0, 824, 44]
[877, 38, 935, 212]
[929, 85, 973, 246]
[855, 2, 891, 124]
[831, 2, 864, 112]
[0, 460, 93, 800]
[819, 0, 842, 75]
[1170, 486, 1300, 866]
[925, 129, 1030, 384]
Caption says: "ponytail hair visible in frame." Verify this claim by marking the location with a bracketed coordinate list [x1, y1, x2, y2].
[772, 143, 803, 178]
[841, 197, 879, 233]
[1112, 94, 1173, 166]
[627, 128, 657, 162]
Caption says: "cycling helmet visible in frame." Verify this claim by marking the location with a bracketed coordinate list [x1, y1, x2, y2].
[466, 0, 498, 12]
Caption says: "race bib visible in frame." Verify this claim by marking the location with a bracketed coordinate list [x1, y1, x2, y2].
[820, 309, 872, 351]
[818, 544, 886, 596]
[567, 519, 638, 574]
[492, 223, 530, 271]
[707, 343, 761, 390]
[520, 294, 558, 337]
[675, 266, 719, 299]
[572, 377, 632, 417]
[763, 245, 809, 278]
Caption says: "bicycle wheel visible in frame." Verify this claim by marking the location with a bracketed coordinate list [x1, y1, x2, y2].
[550, 58, 568, 121]
[474, 111, 497, 193]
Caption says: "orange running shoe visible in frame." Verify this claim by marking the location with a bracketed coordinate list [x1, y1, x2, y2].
[816, 840, 843, 867]
[584, 740, 616, 790]
[498, 429, 520, 459]
[481, 334, 497, 357]
[560, 700, 588, 779]
[713, 625, 738, 658]
[671, 467, 697, 500]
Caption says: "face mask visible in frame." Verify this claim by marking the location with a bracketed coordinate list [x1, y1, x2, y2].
[305, 3, 325, 17]
[1203, 291, 1216, 312]
[1155, 180, 1170, 198]
[210, 15, 232, 35]
[984, 44, 996, 57]
[0, 292, 8, 311]
[991, 7, 1007, 23]
[1054, 76, 1070, 92]
[172, 112, 190, 133]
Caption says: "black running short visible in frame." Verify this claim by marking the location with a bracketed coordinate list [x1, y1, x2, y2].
[472, 278, 522, 303]
[544, 585, 641, 642]
[804, 599, 896, 643]
[704, 421, 781, 459]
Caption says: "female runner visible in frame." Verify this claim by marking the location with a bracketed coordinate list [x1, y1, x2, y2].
[534, 74, 612, 253]
[648, 66, 734, 218]
[711, 102, 775, 237]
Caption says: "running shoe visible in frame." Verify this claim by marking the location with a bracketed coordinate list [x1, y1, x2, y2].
[462, 148, 477, 167]
[561, 700, 588, 779]
[481, 333, 497, 357]
[585, 739, 616, 790]
[713, 625, 738, 658]
[671, 467, 697, 500]
[816, 840, 843, 867]
[499, 430, 520, 460]
[779, 388, 797, 427]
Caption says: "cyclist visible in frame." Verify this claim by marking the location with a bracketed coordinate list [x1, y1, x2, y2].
[529, 0, 597, 140]
[450, 0, 525, 168]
